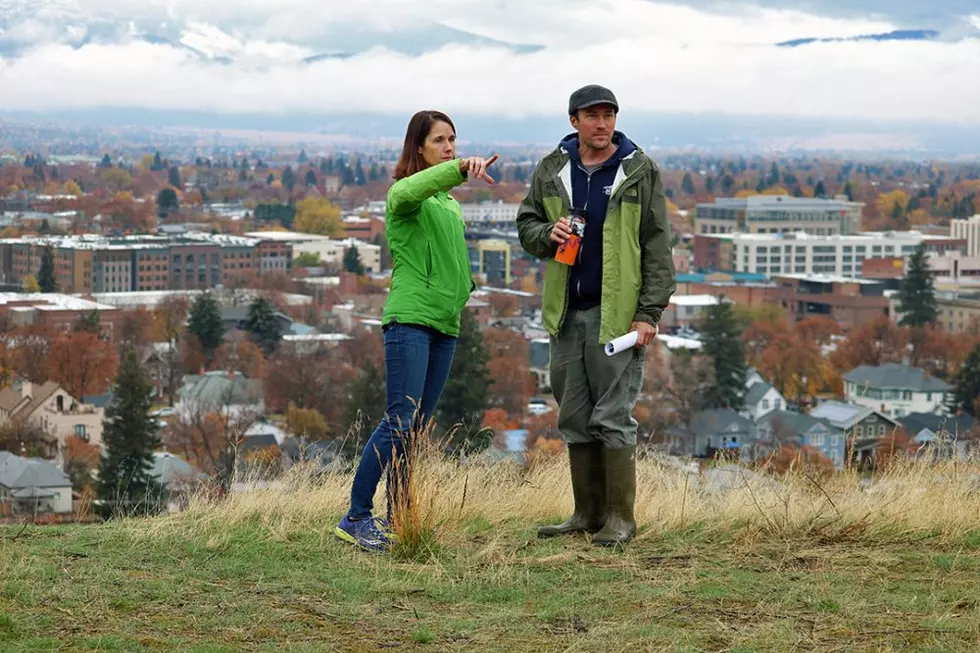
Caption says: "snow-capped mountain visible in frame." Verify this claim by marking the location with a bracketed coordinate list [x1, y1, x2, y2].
[0, 0, 543, 64]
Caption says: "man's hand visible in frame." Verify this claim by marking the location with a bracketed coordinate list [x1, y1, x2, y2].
[631, 321, 658, 348]
[550, 217, 572, 244]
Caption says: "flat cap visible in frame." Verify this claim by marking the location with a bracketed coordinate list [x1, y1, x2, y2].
[568, 84, 619, 115]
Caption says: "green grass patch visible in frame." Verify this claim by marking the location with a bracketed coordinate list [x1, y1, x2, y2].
[2, 519, 980, 651]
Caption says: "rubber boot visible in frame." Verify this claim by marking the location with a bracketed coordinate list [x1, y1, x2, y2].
[537, 442, 606, 538]
[591, 446, 637, 547]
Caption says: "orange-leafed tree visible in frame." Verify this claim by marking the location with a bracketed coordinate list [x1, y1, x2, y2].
[488, 293, 520, 318]
[62, 434, 101, 491]
[213, 335, 267, 379]
[47, 332, 119, 400]
[762, 445, 836, 476]
[830, 315, 910, 373]
[117, 307, 158, 353]
[12, 324, 57, 383]
[482, 327, 534, 419]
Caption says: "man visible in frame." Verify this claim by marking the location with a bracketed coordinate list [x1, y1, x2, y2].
[516, 84, 675, 546]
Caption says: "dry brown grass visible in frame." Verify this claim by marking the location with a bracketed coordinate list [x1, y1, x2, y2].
[132, 441, 980, 553]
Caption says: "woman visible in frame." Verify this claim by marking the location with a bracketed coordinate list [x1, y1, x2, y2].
[335, 110, 497, 552]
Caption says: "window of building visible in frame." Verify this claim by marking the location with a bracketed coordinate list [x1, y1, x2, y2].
[74, 424, 88, 442]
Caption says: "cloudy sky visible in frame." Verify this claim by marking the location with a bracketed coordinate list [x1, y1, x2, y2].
[0, 0, 978, 124]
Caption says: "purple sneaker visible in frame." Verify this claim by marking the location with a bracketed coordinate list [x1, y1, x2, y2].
[335, 515, 391, 552]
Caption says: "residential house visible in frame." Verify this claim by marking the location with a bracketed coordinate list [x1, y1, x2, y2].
[176, 371, 265, 421]
[809, 400, 900, 464]
[150, 451, 206, 512]
[741, 381, 786, 422]
[686, 408, 758, 460]
[843, 363, 951, 418]
[0, 381, 105, 454]
[757, 409, 846, 468]
[897, 412, 979, 459]
[0, 451, 72, 516]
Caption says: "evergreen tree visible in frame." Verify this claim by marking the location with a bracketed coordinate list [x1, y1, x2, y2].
[281, 166, 297, 191]
[151, 151, 164, 172]
[354, 160, 366, 186]
[814, 180, 827, 197]
[39, 218, 51, 235]
[97, 348, 162, 518]
[843, 181, 855, 201]
[343, 244, 365, 275]
[304, 169, 317, 187]
[766, 162, 780, 187]
[38, 246, 57, 293]
[369, 163, 379, 182]
[72, 310, 101, 334]
[168, 166, 181, 189]
[266, 173, 275, 185]
[705, 176, 715, 194]
[240, 157, 249, 170]
[157, 188, 179, 218]
[948, 344, 980, 417]
[297, 149, 308, 163]
[244, 297, 284, 356]
[436, 310, 491, 454]
[681, 172, 696, 195]
[897, 245, 939, 327]
[342, 361, 386, 457]
[342, 165, 355, 186]
[699, 299, 747, 410]
[187, 291, 224, 361]
[99, 154, 112, 169]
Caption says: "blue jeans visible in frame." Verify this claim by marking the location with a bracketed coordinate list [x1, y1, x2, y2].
[347, 323, 457, 520]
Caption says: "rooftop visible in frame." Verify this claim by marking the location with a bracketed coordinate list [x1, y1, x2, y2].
[669, 294, 725, 307]
[0, 293, 117, 312]
[0, 231, 263, 251]
[244, 231, 333, 242]
[775, 273, 883, 285]
[697, 195, 860, 209]
[844, 363, 952, 392]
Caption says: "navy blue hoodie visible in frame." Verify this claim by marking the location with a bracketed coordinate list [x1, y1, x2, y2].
[561, 131, 637, 311]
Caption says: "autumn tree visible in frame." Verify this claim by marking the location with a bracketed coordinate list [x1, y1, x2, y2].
[482, 327, 533, 418]
[213, 334, 267, 379]
[97, 349, 162, 517]
[22, 275, 40, 293]
[437, 309, 492, 453]
[63, 435, 101, 491]
[0, 421, 51, 458]
[830, 316, 910, 373]
[47, 332, 119, 400]
[38, 245, 57, 293]
[117, 307, 157, 353]
[286, 403, 329, 440]
[294, 197, 343, 236]
[488, 293, 520, 318]
[155, 295, 190, 405]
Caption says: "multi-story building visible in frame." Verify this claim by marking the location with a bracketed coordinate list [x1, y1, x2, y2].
[772, 274, 890, 327]
[475, 239, 512, 285]
[951, 215, 980, 256]
[245, 231, 378, 273]
[0, 232, 291, 294]
[693, 231, 962, 279]
[695, 195, 865, 236]
[460, 201, 520, 224]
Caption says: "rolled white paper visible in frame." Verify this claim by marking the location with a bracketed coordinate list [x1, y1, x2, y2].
[605, 330, 638, 356]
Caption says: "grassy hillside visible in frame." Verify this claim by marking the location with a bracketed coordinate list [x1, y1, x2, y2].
[3, 452, 980, 652]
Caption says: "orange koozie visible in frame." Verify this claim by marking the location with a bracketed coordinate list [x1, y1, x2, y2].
[554, 212, 586, 266]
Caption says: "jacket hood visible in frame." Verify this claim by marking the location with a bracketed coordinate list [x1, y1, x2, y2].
[559, 130, 637, 168]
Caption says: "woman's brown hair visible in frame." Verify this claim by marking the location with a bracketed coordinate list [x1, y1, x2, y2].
[393, 110, 456, 180]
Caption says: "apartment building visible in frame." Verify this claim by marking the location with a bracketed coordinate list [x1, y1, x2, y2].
[772, 274, 890, 327]
[951, 215, 980, 256]
[245, 231, 380, 273]
[0, 232, 292, 293]
[693, 231, 962, 279]
[694, 195, 865, 236]
[460, 201, 520, 224]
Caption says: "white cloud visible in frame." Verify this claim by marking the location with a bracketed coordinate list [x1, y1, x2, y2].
[1, 0, 978, 123]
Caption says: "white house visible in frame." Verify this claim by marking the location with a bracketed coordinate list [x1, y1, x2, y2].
[176, 371, 265, 421]
[740, 381, 787, 422]
[843, 363, 951, 418]
[0, 451, 73, 516]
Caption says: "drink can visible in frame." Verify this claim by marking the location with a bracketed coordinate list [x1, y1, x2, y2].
[555, 209, 586, 266]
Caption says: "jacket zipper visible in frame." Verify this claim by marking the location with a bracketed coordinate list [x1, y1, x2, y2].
[573, 164, 594, 301]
